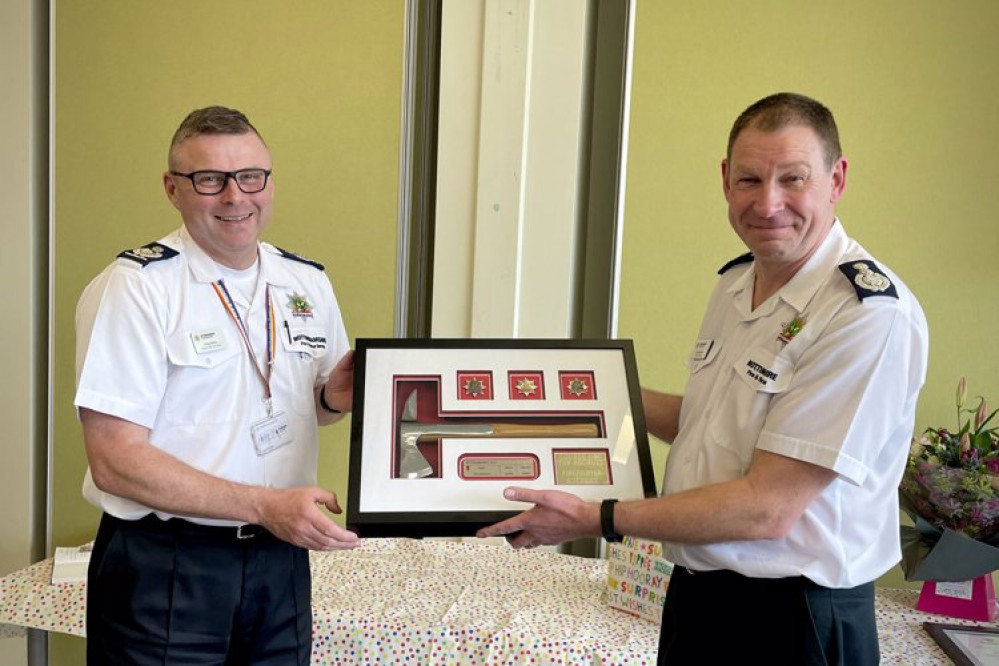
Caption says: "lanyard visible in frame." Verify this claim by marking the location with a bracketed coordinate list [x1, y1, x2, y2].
[212, 280, 277, 415]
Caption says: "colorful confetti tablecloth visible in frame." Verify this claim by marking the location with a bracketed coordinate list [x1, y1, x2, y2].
[2, 537, 997, 664]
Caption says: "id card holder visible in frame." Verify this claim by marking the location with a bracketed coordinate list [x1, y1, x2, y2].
[251, 411, 294, 456]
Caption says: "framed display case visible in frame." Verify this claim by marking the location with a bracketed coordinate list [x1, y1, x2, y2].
[346, 338, 656, 537]
[923, 622, 999, 666]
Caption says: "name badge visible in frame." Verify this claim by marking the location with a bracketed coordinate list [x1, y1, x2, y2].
[735, 347, 793, 394]
[282, 323, 328, 357]
[691, 340, 714, 363]
[191, 328, 226, 354]
[251, 411, 294, 456]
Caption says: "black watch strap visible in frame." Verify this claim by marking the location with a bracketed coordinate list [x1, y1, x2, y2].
[318, 386, 342, 414]
[601, 498, 623, 543]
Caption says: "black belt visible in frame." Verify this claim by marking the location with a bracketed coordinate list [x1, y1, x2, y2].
[122, 513, 268, 541]
[678, 566, 831, 592]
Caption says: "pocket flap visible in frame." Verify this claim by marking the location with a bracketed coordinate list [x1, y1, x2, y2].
[685, 339, 721, 373]
[732, 347, 794, 393]
[280, 323, 329, 358]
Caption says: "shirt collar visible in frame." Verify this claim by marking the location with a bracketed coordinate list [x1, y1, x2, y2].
[178, 226, 224, 283]
[777, 218, 847, 313]
[176, 226, 294, 288]
[723, 218, 847, 316]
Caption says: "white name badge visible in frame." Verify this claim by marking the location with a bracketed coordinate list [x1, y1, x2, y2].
[690, 340, 715, 363]
[191, 328, 226, 354]
[251, 411, 294, 456]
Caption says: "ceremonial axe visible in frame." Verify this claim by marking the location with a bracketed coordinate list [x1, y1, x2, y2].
[397, 389, 600, 479]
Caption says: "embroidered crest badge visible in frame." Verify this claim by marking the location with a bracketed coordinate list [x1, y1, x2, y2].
[287, 292, 314, 318]
[837, 260, 899, 301]
[778, 316, 806, 345]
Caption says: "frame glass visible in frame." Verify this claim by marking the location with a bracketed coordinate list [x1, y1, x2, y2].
[923, 622, 999, 666]
[346, 338, 656, 537]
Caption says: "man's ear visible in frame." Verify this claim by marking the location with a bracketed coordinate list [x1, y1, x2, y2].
[829, 157, 848, 204]
[163, 172, 181, 210]
[721, 159, 731, 196]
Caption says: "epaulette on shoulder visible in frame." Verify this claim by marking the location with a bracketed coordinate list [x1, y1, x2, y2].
[275, 246, 324, 271]
[117, 242, 179, 267]
[838, 260, 898, 301]
[717, 252, 754, 275]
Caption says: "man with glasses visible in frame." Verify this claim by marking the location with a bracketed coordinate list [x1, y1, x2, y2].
[75, 106, 359, 665]
[479, 93, 929, 665]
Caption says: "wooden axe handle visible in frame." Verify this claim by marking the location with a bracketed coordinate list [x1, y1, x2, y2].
[488, 422, 599, 438]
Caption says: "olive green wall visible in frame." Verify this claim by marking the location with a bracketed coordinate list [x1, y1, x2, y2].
[619, 2, 999, 589]
[51, 2, 403, 660]
[47, 0, 999, 659]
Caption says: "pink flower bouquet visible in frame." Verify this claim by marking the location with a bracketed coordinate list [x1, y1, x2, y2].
[899, 379, 999, 581]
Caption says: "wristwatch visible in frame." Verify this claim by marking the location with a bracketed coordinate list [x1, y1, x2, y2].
[318, 386, 342, 414]
[601, 498, 623, 543]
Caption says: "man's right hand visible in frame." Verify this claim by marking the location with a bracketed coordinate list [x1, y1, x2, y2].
[256, 486, 360, 551]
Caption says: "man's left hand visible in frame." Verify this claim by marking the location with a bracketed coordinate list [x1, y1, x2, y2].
[321, 350, 355, 413]
[475, 487, 600, 548]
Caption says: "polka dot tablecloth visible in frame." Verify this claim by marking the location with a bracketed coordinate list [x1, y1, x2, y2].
[2, 538, 997, 664]
[308, 538, 658, 664]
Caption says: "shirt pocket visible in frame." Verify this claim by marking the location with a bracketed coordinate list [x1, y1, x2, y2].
[164, 329, 243, 425]
[707, 346, 795, 470]
[274, 322, 329, 415]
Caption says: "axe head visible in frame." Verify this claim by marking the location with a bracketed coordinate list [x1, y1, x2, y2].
[397, 390, 494, 479]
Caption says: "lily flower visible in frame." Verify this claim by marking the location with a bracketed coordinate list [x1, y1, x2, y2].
[976, 399, 989, 432]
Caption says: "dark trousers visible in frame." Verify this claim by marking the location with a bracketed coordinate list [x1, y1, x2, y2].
[657, 567, 878, 666]
[87, 513, 312, 666]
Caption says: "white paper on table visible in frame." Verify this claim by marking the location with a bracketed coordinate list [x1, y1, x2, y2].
[51, 544, 92, 584]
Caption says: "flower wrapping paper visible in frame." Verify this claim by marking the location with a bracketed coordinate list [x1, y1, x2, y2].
[900, 485, 999, 581]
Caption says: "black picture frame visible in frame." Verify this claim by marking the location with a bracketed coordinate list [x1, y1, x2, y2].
[923, 622, 999, 666]
[346, 338, 656, 537]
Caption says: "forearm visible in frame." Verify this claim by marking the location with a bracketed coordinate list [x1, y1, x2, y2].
[613, 478, 785, 545]
[315, 350, 354, 426]
[315, 384, 347, 426]
[641, 388, 682, 443]
[612, 449, 836, 544]
[82, 409, 270, 523]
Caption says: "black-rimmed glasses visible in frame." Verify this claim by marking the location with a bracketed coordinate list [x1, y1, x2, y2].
[170, 168, 272, 195]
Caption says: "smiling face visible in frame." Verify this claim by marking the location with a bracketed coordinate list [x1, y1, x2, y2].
[722, 124, 847, 274]
[163, 132, 274, 269]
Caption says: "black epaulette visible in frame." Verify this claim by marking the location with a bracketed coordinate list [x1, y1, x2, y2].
[117, 242, 179, 267]
[717, 252, 754, 275]
[838, 260, 898, 301]
[275, 246, 324, 271]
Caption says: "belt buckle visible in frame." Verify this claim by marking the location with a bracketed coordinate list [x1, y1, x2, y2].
[236, 524, 256, 540]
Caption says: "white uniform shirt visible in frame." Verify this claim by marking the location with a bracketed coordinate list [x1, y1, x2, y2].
[663, 220, 928, 588]
[75, 226, 350, 525]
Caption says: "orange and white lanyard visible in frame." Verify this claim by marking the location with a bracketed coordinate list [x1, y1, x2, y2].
[211, 280, 277, 415]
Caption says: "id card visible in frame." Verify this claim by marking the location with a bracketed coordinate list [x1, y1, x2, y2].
[251, 411, 294, 456]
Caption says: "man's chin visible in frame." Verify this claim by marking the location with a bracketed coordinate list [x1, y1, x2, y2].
[745, 240, 793, 261]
